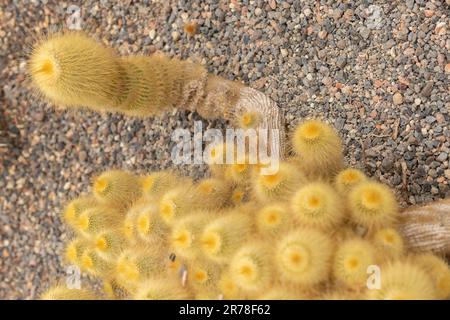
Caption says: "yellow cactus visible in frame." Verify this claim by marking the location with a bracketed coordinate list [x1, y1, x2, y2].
[255, 203, 292, 236]
[64, 238, 89, 266]
[413, 253, 450, 299]
[334, 168, 367, 194]
[367, 260, 437, 300]
[53, 110, 449, 300]
[333, 238, 376, 289]
[291, 119, 343, 178]
[170, 211, 215, 259]
[41, 285, 98, 300]
[291, 182, 344, 230]
[134, 278, 192, 300]
[253, 162, 305, 202]
[371, 228, 404, 260]
[275, 228, 333, 287]
[349, 181, 398, 229]
[29, 32, 123, 111]
[200, 212, 252, 263]
[229, 242, 274, 293]
[93, 170, 142, 209]
[62, 195, 97, 229]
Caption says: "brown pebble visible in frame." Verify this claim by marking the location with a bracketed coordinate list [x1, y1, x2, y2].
[393, 92, 403, 105]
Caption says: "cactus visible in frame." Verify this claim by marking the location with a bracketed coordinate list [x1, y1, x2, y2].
[134, 278, 191, 300]
[229, 243, 273, 293]
[291, 182, 344, 230]
[334, 168, 367, 194]
[413, 253, 450, 299]
[291, 119, 343, 178]
[255, 203, 291, 236]
[62, 195, 97, 229]
[367, 260, 437, 300]
[170, 211, 215, 259]
[50, 119, 449, 300]
[29, 32, 124, 111]
[275, 228, 332, 287]
[349, 181, 398, 230]
[252, 162, 305, 202]
[333, 238, 376, 289]
[200, 212, 252, 263]
[41, 285, 98, 300]
[93, 170, 142, 209]
[371, 228, 404, 260]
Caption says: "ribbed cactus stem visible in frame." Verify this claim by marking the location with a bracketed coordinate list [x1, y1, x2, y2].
[398, 199, 450, 255]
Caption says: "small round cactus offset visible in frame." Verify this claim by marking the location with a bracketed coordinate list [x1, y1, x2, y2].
[42, 120, 450, 300]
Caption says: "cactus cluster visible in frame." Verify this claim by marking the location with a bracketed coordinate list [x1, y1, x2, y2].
[41, 119, 450, 300]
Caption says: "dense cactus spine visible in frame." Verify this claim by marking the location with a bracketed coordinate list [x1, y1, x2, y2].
[255, 203, 291, 236]
[371, 227, 404, 260]
[253, 162, 305, 202]
[291, 182, 344, 230]
[291, 119, 343, 178]
[64, 238, 89, 266]
[62, 195, 97, 229]
[229, 243, 274, 293]
[134, 278, 192, 300]
[367, 261, 437, 300]
[349, 181, 398, 229]
[334, 168, 367, 194]
[413, 253, 450, 299]
[333, 238, 376, 289]
[275, 228, 333, 286]
[93, 170, 142, 209]
[200, 213, 252, 262]
[170, 211, 214, 259]
[41, 286, 98, 300]
[29, 32, 124, 111]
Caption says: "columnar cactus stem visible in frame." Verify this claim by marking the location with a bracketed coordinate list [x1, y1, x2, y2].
[398, 199, 450, 255]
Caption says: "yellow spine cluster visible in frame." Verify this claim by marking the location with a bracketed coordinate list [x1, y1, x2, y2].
[50, 121, 449, 300]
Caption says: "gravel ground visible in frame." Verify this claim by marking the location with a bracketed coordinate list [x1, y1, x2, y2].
[0, 0, 449, 299]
